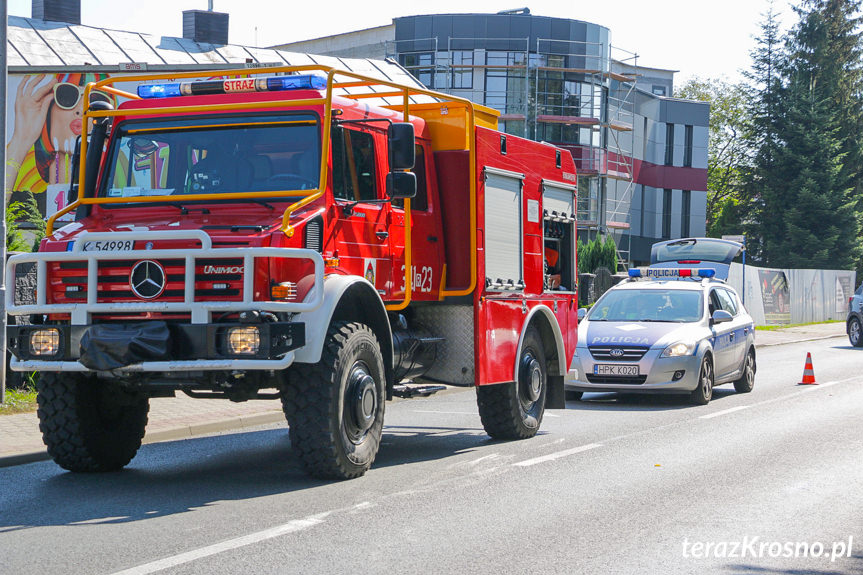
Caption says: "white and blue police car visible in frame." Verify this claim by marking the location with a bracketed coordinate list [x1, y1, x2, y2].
[566, 239, 755, 405]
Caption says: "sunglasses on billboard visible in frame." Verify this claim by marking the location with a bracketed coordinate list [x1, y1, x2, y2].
[52, 82, 112, 110]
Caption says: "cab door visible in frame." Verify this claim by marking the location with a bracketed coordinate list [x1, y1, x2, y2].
[389, 143, 442, 301]
[331, 127, 390, 294]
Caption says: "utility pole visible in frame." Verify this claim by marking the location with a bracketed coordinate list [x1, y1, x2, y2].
[1, 0, 8, 405]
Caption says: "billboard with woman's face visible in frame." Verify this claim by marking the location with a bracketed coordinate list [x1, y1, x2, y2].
[4, 72, 116, 221]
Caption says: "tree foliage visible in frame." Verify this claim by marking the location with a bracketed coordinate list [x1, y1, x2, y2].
[675, 78, 751, 236]
[699, 0, 863, 271]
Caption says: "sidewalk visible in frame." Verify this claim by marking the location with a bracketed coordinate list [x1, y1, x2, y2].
[754, 321, 846, 347]
[0, 321, 848, 468]
[0, 393, 285, 467]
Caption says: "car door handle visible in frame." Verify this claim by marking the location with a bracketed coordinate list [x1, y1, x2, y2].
[729, 332, 735, 340]
[375, 230, 389, 240]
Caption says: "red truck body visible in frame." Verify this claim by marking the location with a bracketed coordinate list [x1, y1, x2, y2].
[7, 66, 579, 478]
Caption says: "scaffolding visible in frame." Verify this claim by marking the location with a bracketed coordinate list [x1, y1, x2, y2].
[386, 35, 638, 269]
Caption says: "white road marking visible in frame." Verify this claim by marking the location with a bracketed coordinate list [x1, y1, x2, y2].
[411, 410, 478, 415]
[514, 443, 602, 467]
[468, 454, 500, 466]
[110, 513, 330, 575]
[699, 405, 752, 420]
[699, 379, 845, 420]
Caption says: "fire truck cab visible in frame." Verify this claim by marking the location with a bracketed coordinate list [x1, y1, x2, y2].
[7, 66, 580, 479]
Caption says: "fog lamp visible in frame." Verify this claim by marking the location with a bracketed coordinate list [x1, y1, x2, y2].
[227, 327, 260, 355]
[30, 329, 60, 356]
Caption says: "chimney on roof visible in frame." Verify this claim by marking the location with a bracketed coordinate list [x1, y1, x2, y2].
[32, 0, 81, 25]
[182, 6, 229, 45]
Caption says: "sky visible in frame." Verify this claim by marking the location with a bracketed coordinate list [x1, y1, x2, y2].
[7, 0, 800, 85]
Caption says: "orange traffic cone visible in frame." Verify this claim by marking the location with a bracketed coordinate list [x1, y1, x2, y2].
[798, 352, 818, 385]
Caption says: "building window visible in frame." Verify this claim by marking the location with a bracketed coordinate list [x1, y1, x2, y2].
[665, 123, 674, 166]
[638, 184, 645, 236]
[662, 188, 672, 239]
[652, 85, 667, 96]
[681, 190, 691, 237]
[684, 125, 693, 167]
[400, 52, 434, 88]
[451, 50, 473, 89]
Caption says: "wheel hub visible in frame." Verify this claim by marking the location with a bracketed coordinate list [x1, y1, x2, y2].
[521, 355, 543, 403]
[348, 365, 377, 435]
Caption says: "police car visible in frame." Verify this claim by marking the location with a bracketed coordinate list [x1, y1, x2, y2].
[566, 239, 755, 405]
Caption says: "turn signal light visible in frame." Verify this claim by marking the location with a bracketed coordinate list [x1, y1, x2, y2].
[30, 329, 60, 356]
[271, 282, 297, 300]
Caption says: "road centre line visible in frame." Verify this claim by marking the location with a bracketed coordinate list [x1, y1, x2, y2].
[109, 503, 367, 575]
[698, 377, 848, 420]
[516, 376, 858, 467]
[699, 405, 752, 419]
[514, 443, 602, 467]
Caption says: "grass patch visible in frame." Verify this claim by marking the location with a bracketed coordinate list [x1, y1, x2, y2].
[0, 386, 37, 415]
[755, 320, 843, 331]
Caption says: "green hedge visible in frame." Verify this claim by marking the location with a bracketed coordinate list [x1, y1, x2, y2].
[577, 235, 618, 275]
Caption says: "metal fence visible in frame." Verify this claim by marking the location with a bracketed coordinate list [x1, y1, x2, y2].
[727, 263, 856, 326]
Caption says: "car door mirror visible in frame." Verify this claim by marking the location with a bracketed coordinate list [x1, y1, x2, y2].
[577, 308, 588, 321]
[386, 171, 416, 199]
[711, 309, 733, 325]
[388, 122, 415, 171]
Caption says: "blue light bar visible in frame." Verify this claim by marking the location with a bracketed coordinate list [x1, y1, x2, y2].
[138, 83, 182, 99]
[137, 74, 327, 99]
[632, 267, 718, 279]
[266, 75, 327, 91]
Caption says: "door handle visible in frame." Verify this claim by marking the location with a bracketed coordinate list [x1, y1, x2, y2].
[376, 230, 389, 240]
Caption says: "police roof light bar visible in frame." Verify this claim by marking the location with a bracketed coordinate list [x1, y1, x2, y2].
[628, 268, 716, 279]
[137, 74, 328, 99]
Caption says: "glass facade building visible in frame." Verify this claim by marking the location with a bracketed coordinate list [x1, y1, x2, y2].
[276, 10, 709, 266]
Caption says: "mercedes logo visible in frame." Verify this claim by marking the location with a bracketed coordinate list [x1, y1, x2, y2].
[130, 260, 166, 299]
[610, 348, 625, 357]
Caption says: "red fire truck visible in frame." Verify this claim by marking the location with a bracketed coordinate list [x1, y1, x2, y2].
[6, 66, 579, 479]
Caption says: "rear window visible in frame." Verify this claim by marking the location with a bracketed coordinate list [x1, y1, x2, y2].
[651, 238, 742, 265]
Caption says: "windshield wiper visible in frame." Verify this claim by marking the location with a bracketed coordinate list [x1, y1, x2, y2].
[163, 202, 209, 215]
[250, 199, 275, 210]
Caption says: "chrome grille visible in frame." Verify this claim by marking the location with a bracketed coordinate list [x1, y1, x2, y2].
[588, 346, 649, 361]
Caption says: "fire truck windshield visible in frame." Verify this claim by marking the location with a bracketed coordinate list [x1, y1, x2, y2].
[101, 114, 321, 200]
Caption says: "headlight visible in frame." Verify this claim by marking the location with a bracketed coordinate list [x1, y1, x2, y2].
[30, 329, 60, 356]
[661, 341, 695, 357]
[227, 327, 260, 355]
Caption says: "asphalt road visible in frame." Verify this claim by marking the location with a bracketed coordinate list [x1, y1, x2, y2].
[2, 335, 862, 575]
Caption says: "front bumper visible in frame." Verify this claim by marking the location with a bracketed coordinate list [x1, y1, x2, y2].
[564, 347, 702, 393]
[8, 321, 305, 372]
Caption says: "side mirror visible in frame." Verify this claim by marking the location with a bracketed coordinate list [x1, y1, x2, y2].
[388, 122, 415, 170]
[711, 309, 733, 325]
[577, 308, 588, 321]
[386, 171, 416, 200]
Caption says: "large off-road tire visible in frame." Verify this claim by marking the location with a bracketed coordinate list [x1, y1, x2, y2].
[689, 355, 714, 406]
[36, 372, 149, 472]
[476, 326, 547, 439]
[733, 348, 756, 393]
[281, 322, 386, 480]
[848, 317, 863, 347]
